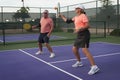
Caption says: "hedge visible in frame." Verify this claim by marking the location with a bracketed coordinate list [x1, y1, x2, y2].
[110, 29, 120, 36]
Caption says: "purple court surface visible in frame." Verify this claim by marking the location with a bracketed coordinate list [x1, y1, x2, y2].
[0, 42, 120, 80]
[0, 33, 66, 42]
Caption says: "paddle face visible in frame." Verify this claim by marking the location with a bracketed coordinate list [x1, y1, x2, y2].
[23, 23, 31, 30]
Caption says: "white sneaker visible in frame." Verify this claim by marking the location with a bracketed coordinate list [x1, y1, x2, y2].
[35, 51, 43, 55]
[88, 65, 100, 75]
[72, 61, 83, 68]
[49, 53, 55, 58]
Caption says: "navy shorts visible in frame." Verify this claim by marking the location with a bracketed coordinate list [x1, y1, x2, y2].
[38, 33, 49, 43]
[74, 29, 90, 48]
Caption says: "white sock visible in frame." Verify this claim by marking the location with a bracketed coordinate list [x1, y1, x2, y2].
[51, 53, 55, 54]
[92, 65, 97, 68]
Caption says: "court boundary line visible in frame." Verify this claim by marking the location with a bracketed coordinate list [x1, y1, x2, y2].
[97, 42, 120, 45]
[0, 44, 71, 52]
[19, 49, 83, 80]
[51, 35, 67, 39]
[0, 42, 119, 52]
[0, 39, 3, 42]
[49, 52, 120, 64]
[0, 35, 66, 42]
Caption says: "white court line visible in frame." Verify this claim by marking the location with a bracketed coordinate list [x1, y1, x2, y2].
[0, 42, 119, 52]
[0, 39, 3, 42]
[52, 35, 67, 39]
[97, 42, 120, 45]
[0, 44, 72, 52]
[49, 52, 120, 64]
[0, 42, 102, 52]
[19, 49, 83, 80]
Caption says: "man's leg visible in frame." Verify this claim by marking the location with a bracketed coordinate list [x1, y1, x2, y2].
[45, 43, 55, 58]
[38, 42, 43, 52]
[35, 42, 43, 55]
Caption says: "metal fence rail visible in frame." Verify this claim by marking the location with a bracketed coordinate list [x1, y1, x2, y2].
[0, 0, 119, 45]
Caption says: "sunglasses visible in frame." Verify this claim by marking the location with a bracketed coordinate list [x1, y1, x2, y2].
[43, 12, 48, 14]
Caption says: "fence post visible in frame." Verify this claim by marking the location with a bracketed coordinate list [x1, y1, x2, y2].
[2, 23, 5, 45]
[104, 21, 107, 38]
[1, 6, 6, 45]
[95, 0, 98, 35]
[117, 0, 119, 29]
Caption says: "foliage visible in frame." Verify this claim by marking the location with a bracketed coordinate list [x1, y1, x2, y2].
[97, 0, 116, 21]
[110, 29, 120, 36]
[100, 0, 113, 6]
[67, 28, 74, 33]
[13, 7, 30, 21]
[53, 27, 63, 32]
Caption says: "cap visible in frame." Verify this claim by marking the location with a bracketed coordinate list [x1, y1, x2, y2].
[74, 4, 85, 10]
[43, 10, 49, 13]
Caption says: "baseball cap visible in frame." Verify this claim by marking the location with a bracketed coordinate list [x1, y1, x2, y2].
[43, 10, 49, 14]
[74, 4, 85, 10]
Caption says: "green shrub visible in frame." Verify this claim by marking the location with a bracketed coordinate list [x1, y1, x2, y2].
[53, 28, 63, 32]
[110, 29, 120, 36]
[67, 28, 74, 33]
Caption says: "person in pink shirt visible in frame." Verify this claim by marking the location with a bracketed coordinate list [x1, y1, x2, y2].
[59, 4, 99, 75]
[32, 10, 55, 58]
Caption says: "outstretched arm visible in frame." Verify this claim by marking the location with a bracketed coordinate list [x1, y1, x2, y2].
[59, 14, 73, 24]
[59, 14, 67, 22]
[32, 23, 41, 29]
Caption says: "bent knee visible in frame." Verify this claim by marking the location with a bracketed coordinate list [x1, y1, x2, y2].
[82, 48, 87, 52]
[44, 43, 49, 46]
[38, 42, 42, 45]
[72, 46, 78, 51]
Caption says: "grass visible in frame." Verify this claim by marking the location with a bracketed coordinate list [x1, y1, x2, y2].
[0, 32, 120, 51]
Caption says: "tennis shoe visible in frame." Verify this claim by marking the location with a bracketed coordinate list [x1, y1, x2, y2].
[72, 61, 83, 68]
[49, 53, 55, 58]
[35, 51, 43, 55]
[88, 65, 100, 75]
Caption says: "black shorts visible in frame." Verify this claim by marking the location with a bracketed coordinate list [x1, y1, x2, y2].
[38, 33, 49, 43]
[74, 29, 90, 48]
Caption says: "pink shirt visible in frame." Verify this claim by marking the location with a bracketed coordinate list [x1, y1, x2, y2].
[40, 17, 54, 33]
[72, 14, 88, 29]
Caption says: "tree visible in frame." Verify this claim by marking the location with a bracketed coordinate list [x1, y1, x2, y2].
[13, 7, 30, 22]
[96, 0, 117, 33]
[97, 0, 116, 21]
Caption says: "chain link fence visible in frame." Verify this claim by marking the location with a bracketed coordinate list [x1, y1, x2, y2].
[0, 0, 119, 45]
[58, 0, 119, 34]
